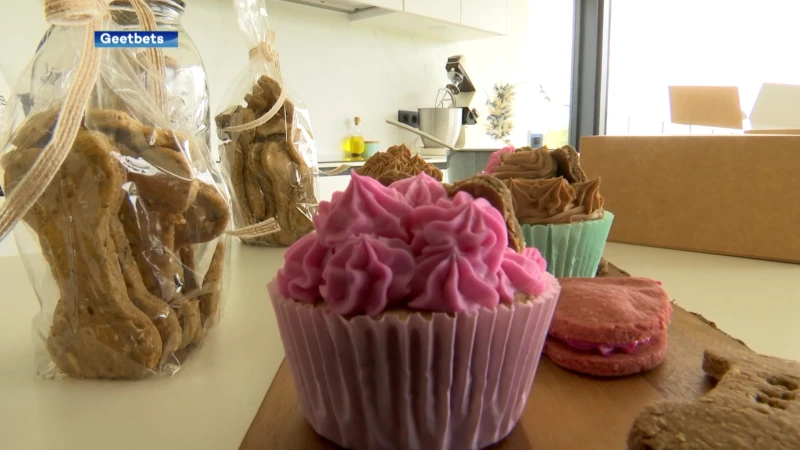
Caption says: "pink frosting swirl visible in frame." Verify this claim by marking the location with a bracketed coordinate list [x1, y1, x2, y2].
[276, 232, 328, 302]
[407, 192, 508, 312]
[408, 251, 501, 312]
[320, 235, 415, 316]
[276, 172, 553, 316]
[389, 172, 449, 207]
[316, 190, 343, 220]
[497, 247, 548, 302]
[313, 172, 413, 246]
[409, 192, 507, 264]
[484, 145, 516, 173]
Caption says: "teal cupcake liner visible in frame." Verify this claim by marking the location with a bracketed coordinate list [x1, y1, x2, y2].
[520, 211, 614, 278]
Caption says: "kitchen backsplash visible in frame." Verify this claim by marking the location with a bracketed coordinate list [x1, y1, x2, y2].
[0, 0, 569, 161]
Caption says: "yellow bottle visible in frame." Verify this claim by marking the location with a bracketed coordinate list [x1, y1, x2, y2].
[345, 116, 365, 159]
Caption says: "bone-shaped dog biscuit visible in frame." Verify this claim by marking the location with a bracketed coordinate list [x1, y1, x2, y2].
[4, 131, 163, 378]
[628, 347, 800, 449]
[110, 216, 182, 367]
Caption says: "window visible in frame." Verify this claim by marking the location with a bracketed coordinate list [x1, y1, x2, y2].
[605, 0, 800, 135]
[529, 0, 574, 147]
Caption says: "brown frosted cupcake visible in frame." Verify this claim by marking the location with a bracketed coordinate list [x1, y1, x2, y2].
[487, 145, 614, 277]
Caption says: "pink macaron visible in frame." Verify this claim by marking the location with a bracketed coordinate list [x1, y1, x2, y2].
[544, 277, 672, 377]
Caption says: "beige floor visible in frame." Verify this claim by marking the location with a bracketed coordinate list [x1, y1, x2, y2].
[604, 243, 800, 361]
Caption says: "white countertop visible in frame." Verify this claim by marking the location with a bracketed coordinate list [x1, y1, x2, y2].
[1, 241, 798, 450]
[0, 242, 286, 450]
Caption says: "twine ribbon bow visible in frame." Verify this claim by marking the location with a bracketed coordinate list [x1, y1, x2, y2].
[225, 30, 287, 134]
[0, 0, 106, 241]
[0, 0, 170, 242]
[248, 29, 281, 72]
[239, 31, 349, 178]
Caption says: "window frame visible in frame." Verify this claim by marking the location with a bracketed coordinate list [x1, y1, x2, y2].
[568, 0, 611, 151]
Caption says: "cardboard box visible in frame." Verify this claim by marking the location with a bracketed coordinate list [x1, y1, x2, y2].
[580, 135, 800, 263]
[667, 83, 800, 133]
[744, 129, 800, 135]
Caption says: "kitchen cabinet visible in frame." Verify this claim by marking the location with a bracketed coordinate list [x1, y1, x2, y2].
[278, 0, 505, 41]
[461, 0, 508, 35]
[367, 0, 403, 10]
[403, 0, 461, 25]
[279, 0, 401, 13]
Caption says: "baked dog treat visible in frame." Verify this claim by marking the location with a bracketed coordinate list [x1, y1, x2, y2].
[703, 347, 800, 380]
[119, 197, 180, 302]
[447, 174, 525, 253]
[179, 245, 200, 293]
[544, 277, 672, 376]
[550, 145, 588, 183]
[10, 106, 59, 149]
[118, 144, 198, 212]
[4, 131, 163, 379]
[199, 241, 226, 330]
[216, 75, 316, 247]
[596, 258, 610, 275]
[628, 347, 800, 449]
[3, 107, 230, 378]
[110, 216, 183, 366]
[175, 296, 202, 349]
[114, 141, 198, 302]
[175, 181, 231, 248]
[257, 137, 316, 246]
[355, 144, 443, 186]
[219, 107, 255, 227]
[85, 108, 153, 151]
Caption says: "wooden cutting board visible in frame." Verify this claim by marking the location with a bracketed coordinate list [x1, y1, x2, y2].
[239, 264, 749, 450]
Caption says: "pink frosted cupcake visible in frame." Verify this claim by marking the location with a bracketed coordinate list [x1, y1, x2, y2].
[269, 172, 561, 450]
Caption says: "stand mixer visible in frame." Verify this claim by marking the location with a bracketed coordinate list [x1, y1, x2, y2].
[389, 55, 479, 156]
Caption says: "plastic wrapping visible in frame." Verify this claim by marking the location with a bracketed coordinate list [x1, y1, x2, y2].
[0, 2, 231, 379]
[215, 0, 319, 247]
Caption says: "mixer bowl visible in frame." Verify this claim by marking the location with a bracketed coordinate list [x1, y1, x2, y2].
[418, 108, 463, 148]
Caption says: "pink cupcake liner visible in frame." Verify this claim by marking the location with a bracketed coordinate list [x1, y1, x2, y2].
[268, 272, 561, 450]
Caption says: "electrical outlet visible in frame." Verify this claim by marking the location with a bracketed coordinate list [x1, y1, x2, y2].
[398, 110, 419, 128]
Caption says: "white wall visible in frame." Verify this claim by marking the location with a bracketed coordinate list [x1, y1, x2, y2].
[0, 0, 541, 161]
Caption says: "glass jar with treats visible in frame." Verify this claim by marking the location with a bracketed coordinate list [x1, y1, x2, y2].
[109, 0, 211, 148]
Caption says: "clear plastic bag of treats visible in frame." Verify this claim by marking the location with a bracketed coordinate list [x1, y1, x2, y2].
[0, 0, 231, 379]
[215, 0, 319, 247]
